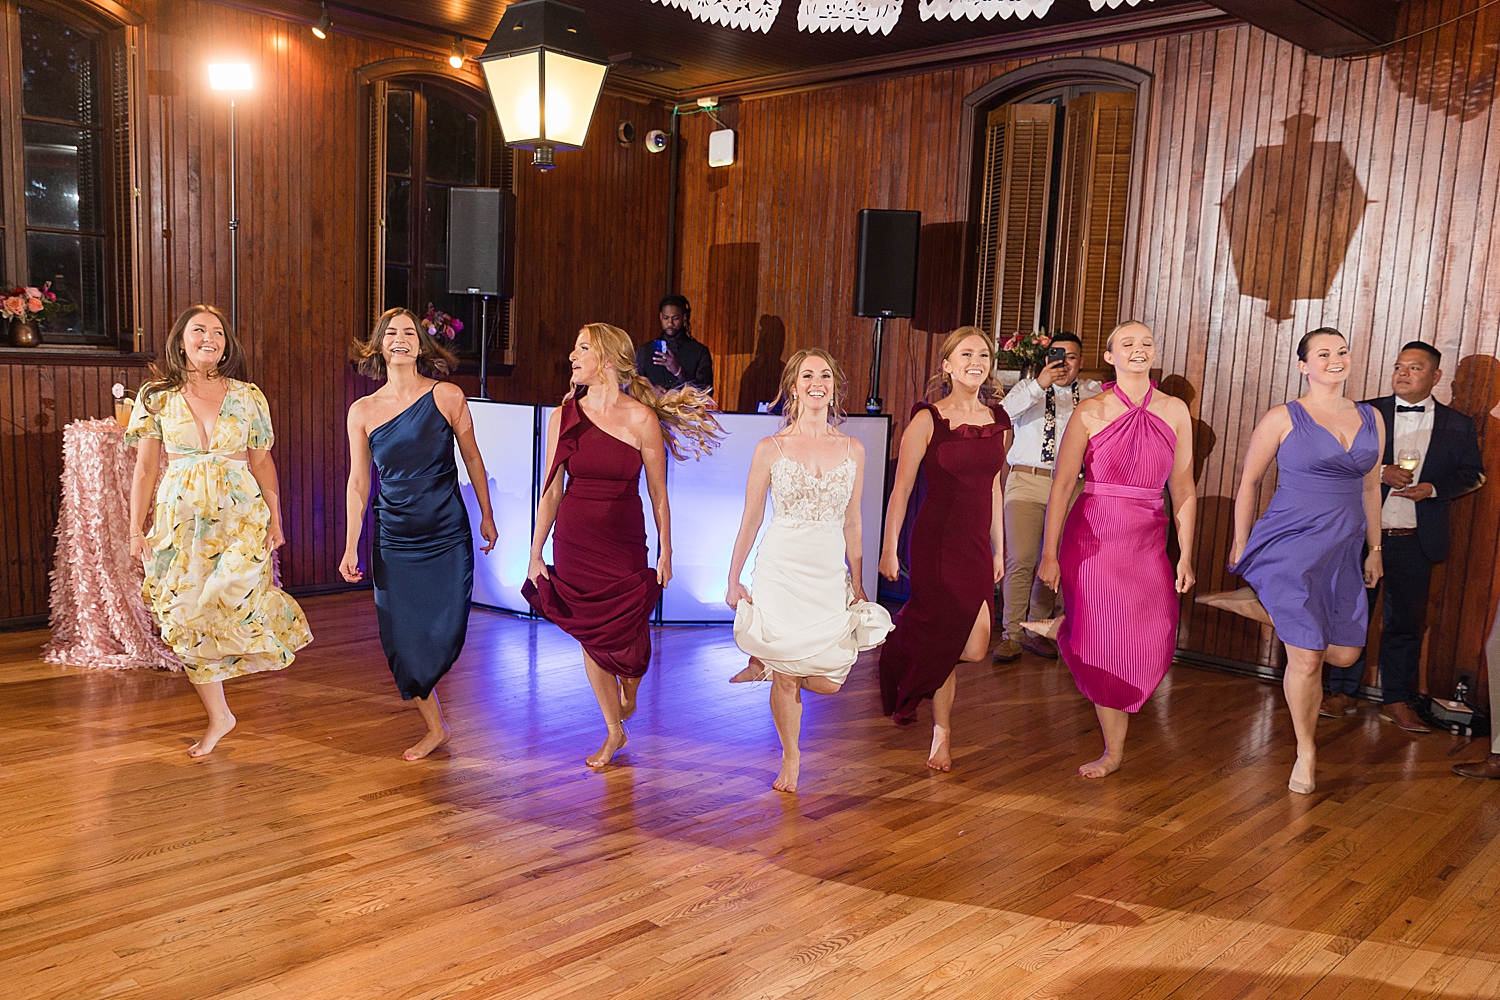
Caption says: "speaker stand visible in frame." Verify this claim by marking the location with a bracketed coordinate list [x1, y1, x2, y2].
[866, 314, 889, 415]
[477, 295, 491, 400]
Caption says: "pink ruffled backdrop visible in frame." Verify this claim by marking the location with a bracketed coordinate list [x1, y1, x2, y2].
[43, 419, 183, 671]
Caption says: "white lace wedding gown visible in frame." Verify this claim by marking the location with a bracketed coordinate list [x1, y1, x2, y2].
[732, 441, 893, 684]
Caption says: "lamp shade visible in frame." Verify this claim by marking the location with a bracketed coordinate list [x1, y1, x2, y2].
[478, 0, 607, 164]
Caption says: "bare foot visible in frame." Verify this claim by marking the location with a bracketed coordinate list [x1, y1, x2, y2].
[403, 723, 452, 761]
[772, 753, 800, 793]
[618, 677, 641, 721]
[927, 725, 952, 772]
[188, 713, 237, 758]
[730, 657, 772, 683]
[587, 725, 628, 770]
[1288, 752, 1316, 794]
[1078, 753, 1122, 778]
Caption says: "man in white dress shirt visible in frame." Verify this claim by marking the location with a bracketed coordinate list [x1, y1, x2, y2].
[993, 332, 1103, 662]
[1322, 342, 1484, 731]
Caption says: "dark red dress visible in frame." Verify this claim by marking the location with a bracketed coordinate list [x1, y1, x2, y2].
[879, 401, 1011, 724]
[523, 396, 661, 678]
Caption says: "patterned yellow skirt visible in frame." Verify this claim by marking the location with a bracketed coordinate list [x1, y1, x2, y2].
[143, 455, 312, 684]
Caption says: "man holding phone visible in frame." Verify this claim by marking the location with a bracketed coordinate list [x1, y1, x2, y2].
[635, 294, 714, 393]
[993, 332, 1102, 662]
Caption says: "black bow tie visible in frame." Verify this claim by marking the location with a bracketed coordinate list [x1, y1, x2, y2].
[1396, 405, 1425, 412]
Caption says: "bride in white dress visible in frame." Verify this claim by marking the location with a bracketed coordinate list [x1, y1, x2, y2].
[725, 348, 893, 792]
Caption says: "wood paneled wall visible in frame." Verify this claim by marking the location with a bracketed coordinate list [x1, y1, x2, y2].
[0, 0, 668, 621]
[668, 0, 1500, 698]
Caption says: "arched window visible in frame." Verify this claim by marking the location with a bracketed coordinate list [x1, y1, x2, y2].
[364, 68, 511, 360]
[966, 60, 1149, 369]
[0, 0, 141, 348]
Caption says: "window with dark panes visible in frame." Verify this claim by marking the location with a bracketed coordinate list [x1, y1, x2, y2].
[14, 4, 110, 343]
[381, 82, 486, 358]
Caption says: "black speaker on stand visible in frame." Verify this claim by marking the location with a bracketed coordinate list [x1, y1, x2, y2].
[854, 209, 920, 414]
[448, 187, 517, 399]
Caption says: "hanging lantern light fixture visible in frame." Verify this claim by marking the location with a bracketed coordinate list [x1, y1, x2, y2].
[477, 0, 609, 171]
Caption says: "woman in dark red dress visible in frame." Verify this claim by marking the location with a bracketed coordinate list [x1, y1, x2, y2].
[524, 323, 719, 769]
[879, 327, 1010, 771]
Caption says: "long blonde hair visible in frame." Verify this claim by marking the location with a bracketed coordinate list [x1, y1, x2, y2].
[925, 325, 1004, 402]
[770, 347, 847, 427]
[576, 323, 722, 460]
[139, 304, 245, 412]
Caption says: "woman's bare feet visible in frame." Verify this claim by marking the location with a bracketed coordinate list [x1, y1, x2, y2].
[587, 724, 628, 770]
[730, 657, 772, 683]
[1078, 752, 1122, 778]
[403, 723, 452, 761]
[1288, 751, 1316, 794]
[187, 713, 236, 758]
[927, 725, 952, 772]
[772, 752, 800, 792]
[618, 677, 641, 720]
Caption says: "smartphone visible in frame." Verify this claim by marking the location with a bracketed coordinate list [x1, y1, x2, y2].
[652, 338, 668, 357]
[1046, 345, 1068, 366]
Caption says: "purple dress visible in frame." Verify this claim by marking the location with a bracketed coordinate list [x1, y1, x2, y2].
[1232, 399, 1379, 651]
[1057, 383, 1179, 713]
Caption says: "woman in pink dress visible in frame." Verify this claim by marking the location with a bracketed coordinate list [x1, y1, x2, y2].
[1038, 322, 1197, 778]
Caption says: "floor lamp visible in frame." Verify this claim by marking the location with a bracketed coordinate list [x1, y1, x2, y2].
[208, 64, 252, 331]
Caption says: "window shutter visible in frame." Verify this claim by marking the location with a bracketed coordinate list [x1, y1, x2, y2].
[1051, 91, 1135, 368]
[108, 26, 144, 350]
[975, 104, 1056, 341]
[486, 123, 515, 365]
[367, 80, 388, 334]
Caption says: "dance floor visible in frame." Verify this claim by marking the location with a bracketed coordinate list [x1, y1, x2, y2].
[5, 592, 1500, 1000]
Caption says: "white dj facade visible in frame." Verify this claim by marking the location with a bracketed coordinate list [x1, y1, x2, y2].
[455, 401, 891, 624]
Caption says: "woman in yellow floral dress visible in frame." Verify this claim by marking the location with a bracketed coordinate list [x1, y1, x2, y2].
[126, 304, 312, 757]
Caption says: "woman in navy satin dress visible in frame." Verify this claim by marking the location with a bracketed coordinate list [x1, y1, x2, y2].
[341, 308, 497, 760]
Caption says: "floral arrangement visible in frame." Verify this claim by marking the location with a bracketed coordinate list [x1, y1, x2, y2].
[422, 303, 463, 341]
[997, 328, 1054, 373]
[2, 282, 65, 323]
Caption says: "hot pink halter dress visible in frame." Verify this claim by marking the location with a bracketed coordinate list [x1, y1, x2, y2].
[1057, 382, 1179, 713]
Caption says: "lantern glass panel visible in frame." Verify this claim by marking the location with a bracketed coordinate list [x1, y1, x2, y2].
[480, 50, 540, 145]
[541, 50, 606, 148]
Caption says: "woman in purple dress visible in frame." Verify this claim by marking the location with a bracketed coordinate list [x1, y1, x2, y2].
[1229, 327, 1383, 795]
[1038, 322, 1196, 779]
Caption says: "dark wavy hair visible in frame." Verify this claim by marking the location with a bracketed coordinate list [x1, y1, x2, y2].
[352, 307, 456, 380]
[139, 304, 245, 412]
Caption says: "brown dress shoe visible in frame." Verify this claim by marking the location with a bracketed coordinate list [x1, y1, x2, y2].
[1319, 694, 1355, 718]
[992, 638, 1022, 663]
[1454, 754, 1500, 778]
[1020, 635, 1058, 659]
[1380, 701, 1433, 733]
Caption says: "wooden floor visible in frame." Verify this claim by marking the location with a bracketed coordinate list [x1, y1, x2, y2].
[6, 593, 1500, 999]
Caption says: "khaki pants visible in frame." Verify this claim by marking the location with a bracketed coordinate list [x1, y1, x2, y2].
[1001, 469, 1082, 642]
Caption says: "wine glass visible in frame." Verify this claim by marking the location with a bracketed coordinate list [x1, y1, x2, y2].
[1396, 448, 1421, 472]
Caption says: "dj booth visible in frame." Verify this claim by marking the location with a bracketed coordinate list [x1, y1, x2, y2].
[455, 400, 891, 624]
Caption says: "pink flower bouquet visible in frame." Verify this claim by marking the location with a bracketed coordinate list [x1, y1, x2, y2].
[997, 328, 1055, 373]
[1, 282, 65, 322]
[422, 303, 463, 341]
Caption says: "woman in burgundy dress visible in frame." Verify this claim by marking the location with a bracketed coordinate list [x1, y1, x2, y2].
[879, 327, 1010, 772]
[1038, 322, 1197, 779]
[524, 323, 719, 769]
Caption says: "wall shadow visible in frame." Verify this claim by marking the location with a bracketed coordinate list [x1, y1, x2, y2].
[706, 242, 760, 356]
[735, 314, 786, 414]
[1384, 0, 1499, 122]
[1220, 114, 1368, 321]
[913, 221, 968, 336]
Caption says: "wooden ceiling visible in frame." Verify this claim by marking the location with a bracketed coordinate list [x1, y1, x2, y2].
[316, 0, 1215, 94]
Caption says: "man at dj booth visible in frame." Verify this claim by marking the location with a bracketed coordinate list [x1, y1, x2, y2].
[635, 294, 715, 394]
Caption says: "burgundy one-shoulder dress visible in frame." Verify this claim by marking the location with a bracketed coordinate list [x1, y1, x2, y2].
[879, 401, 1011, 724]
[523, 396, 661, 677]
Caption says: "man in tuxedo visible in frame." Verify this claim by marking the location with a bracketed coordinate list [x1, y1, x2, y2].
[1320, 342, 1484, 729]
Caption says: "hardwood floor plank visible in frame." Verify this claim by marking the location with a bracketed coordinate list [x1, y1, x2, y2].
[5, 592, 1500, 999]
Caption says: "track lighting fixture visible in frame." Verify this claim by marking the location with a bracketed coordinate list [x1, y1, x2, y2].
[311, 3, 331, 39]
[449, 36, 465, 68]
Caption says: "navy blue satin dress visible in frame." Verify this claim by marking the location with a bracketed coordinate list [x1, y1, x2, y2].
[369, 388, 474, 699]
